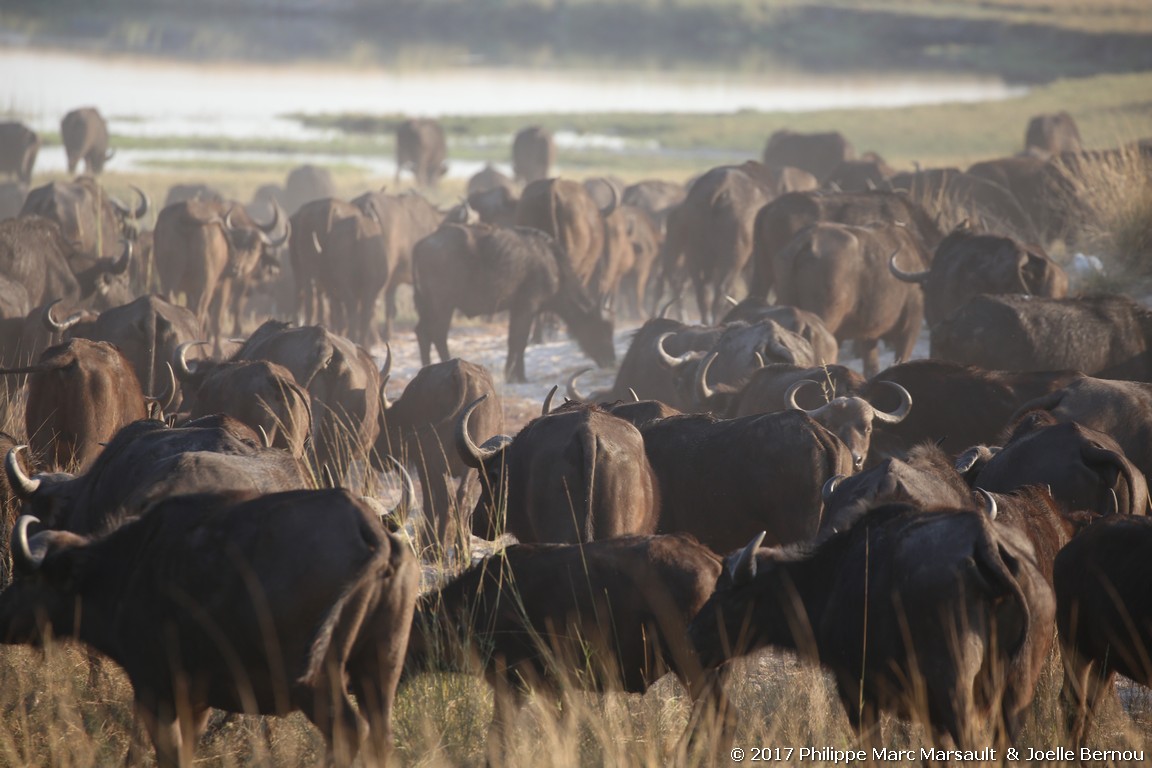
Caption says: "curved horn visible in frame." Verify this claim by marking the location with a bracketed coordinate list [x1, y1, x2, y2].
[888, 250, 930, 283]
[41, 299, 83, 334]
[109, 184, 149, 220]
[727, 530, 767, 585]
[655, 332, 693, 368]
[784, 379, 822, 414]
[158, 362, 178, 413]
[379, 374, 391, 412]
[173, 340, 209, 380]
[597, 178, 618, 218]
[258, 216, 291, 248]
[542, 384, 558, 416]
[253, 201, 281, 234]
[311, 231, 323, 254]
[753, 351, 766, 369]
[322, 464, 336, 489]
[821, 474, 845, 501]
[566, 368, 591, 402]
[827, 181, 843, 193]
[379, 343, 393, 381]
[384, 455, 417, 518]
[6, 446, 40, 498]
[695, 351, 717, 404]
[12, 515, 43, 572]
[456, 395, 503, 470]
[656, 294, 680, 320]
[627, 387, 639, 402]
[105, 239, 132, 276]
[257, 425, 272, 449]
[871, 381, 913, 424]
[724, 295, 739, 308]
[976, 488, 998, 520]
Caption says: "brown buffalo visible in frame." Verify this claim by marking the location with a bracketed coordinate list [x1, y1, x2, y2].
[1055, 515, 1152, 748]
[0, 339, 146, 471]
[0, 489, 418, 767]
[890, 221, 1069, 327]
[21, 176, 148, 269]
[761, 129, 855, 184]
[60, 107, 112, 175]
[773, 221, 928, 377]
[414, 223, 615, 383]
[966, 155, 1082, 247]
[516, 177, 616, 290]
[375, 357, 502, 553]
[512, 125, 555, 184]
[283, 163, 337, 214]
[458, 398, 659, 543]
[407, 534, 724, 764]
[395, 118, 447, 188]
[0, 122, 39, 184]
[1024, 111, 1082, 158]
[783, 378, 912, 470]
[691, 504, 1055, 748]
[154, 199, 288, 349]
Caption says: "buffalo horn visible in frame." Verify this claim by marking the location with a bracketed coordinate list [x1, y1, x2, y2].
[41, 299, 84, 334]
[976, 488, 998, 520]
[821, 474, 845, 501]
[456, 395, 506, 470]
[311, 231, 323, 254]
[542, 384, 558, 416]
[158, 362, 178, 413]
[566, 368, 591, 402]
[173, 340, 209, 380]
[594, 178, 618, 218]
[383, 455, 416, 518]
[727, 530, 767, 586]
[627, 388, 639, 402]
[379, 343, 393, 381]
[253, 201, 281, 234]
[695, 352, 717, 404]
[724, 295, 739, 308]
[106, 239, 132, 275]
[655, 332, 694, 368]
[12, 515, 43, 572]
[109, 184, 149, 220]
[257, 425, 272, 449]
[888, 250, 929, 283]
[258, 216, 291, 248]
[322, 464, 336, 489]
[871, 382, 913, 424]
[784, 379, 823, 413]
[6, 446, 40, 497]
[753, 351, 766, 369]
[655, 294, 680, 320]
[379, 374, 391, 412]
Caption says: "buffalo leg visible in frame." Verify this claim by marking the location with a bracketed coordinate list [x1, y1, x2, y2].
[505, 309, 534, 383]
[857, 339, 881, 379]
[135, 700, 209, 768]
[1061, 649, 1115, 749]
[382, 281, 399, 344]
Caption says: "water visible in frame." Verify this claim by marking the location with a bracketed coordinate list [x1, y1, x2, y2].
[2, 48, 1028, 177]
[3, 49, 1027, 135]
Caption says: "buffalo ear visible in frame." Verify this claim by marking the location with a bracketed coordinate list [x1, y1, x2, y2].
[725, 531, 766, 586]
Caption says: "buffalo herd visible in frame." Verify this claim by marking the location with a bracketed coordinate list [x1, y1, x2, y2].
[0, 102, 1151, 766]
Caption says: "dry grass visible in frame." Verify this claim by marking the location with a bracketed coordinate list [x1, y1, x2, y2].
[1057, 144, 1152, 287]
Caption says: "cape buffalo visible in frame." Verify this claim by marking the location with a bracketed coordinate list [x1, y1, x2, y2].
[690, 504, 1054, 748]
[931, 294, 1152, 380]
[375, 357, 502, 554]
[819, 442, 975, 537]
[512, 125, 555, 184]
[889, 221, 1068, 327]
[288, 197, 360, 327]
[395, 118, 447, 188]
[773, 221, 928, 377]
[0, 181, 26, 222]
[459, 398, 659, 544]
[761, 129, 855, 184]
[413, 223, 614, 383]
[182, 359, 313, 459]
[154, 199, 288, 350]
[516, 177, 617, 290]
[61, 107, 112, 175]
[230, 321, 381, 479]
[21, 177, 149, 269]
[0, 215, 132, 311]
[782, 378, 912, 470]
[961, 411, 1149, 518]
[640, 410, 854, 552]
[0, 488, 418, 767]
[966, 155, 1082, 247]
[823, 155, 895, 192]
[719, 298, 840, 365]
[407, 534, 724, 764]
[748, 189, 942, 300]
[1011, 376, 1152, 481]
[661, 163, 776, 324]
[888, 166, 1039, 242]
[4, 415, 307, 535]
[467, 163, 517, 196]
[1024, 111, 1082, 158]
[0, 122, 39, 183]
[724, 362, 866, 418]
[622, 178, 686, 233]
[1054, 515, 1152, 748]
[861, 359, 1084, 460]
[0, 339, 147, 471]
[283, 163, 337, 214]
